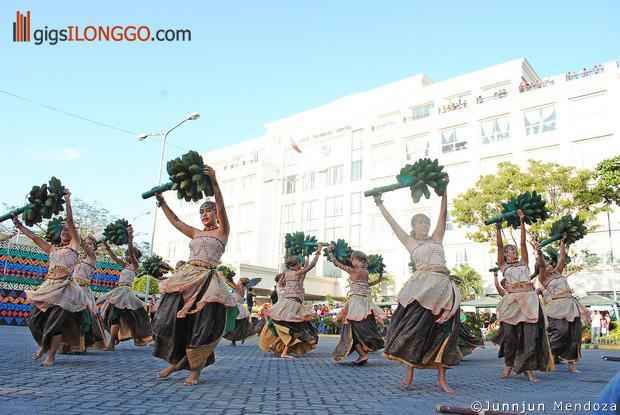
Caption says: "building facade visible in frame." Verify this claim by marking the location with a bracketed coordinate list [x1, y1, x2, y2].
[153, 57, 620, 298]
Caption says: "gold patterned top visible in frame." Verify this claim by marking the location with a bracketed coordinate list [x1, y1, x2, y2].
[188, 235, 225, 266]
[502, 263, 530, 284]
[349, 278, 370, 297]
[409, 241, 446, 270]
[543, 273, 573, 299]
[72, 260, 96, 287]
[118, 268, 136, 285]
[48, 246, 79, 277]
[284, 272, 304, 299]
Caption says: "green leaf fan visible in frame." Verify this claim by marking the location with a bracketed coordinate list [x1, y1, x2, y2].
[44, 216, 65, 245]
[540, 214, 587, 247]
[102, 219, 130, 245]
[367, 254, 386, 275]
[484, 191, 549, 228]
[323, 239, 353, 266]
[141, 254, 173, 279]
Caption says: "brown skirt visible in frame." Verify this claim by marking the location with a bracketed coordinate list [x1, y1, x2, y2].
[29, 304, 82, 353]
[152, 273, 227, 371]
[258, 318, 318, 355]
[223, 318, 256, 341]
[102, 304, 153, 346]
[383, 300, 460, 369]
[457, 319, 484, 359]
[548, 317, 582, 362]
[332, 314, 384, 361]
[497, 305, 553, 373]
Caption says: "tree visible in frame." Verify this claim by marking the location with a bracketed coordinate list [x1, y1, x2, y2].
[452, 160, 601, 246]
[451, 264, 483, 300]
[591, 156, 620, 206]
[370, 272, 394, 302]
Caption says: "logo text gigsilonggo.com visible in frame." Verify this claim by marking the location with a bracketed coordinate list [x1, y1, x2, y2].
[32, 25, 191, 45]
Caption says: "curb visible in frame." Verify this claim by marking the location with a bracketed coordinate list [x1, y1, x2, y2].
[582, 344, 620, 350]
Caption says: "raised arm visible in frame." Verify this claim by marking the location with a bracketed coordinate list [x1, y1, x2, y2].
[298, 244, 323, 276]
[102, 240, 127, 268]
[431, 175, 449, 242]
[327, 245, 354, 274]
[554, 233, 567, 274]
[63, 189, 81, 250]
[368, 273, 384, 287]
[495, 223, 505, 269]
[155, 193, 199, 239]
[373, 194, 415, 251]
[534, 247, 548, 285]
[12, 217, 52, 253]
[125, 226, 139, 269]
[493, 270, 507, 297]
[205, 165, 230, 238]
[518, 210, 528, 266]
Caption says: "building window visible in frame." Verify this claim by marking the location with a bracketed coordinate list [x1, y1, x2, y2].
[284, 148, 299, 167]
[350, 224, 362, 248]
[371, 142, 394, 169]
[283, 175, 297, 194]
[282, 203, 295, 233]
[350, 192, 362, 214]
[441, 126, 468, 153]
[325, 165, 344, 186]
[409, 103, 433, 121]
[240, 175, 255, 191]
[524, 106, 556, 136]
[222, 179, 236, 196]
[446, 207, 454, 231]
[238, 203, 254, 229]
[480, 116, 510, 145]
[325, 196, 343, 218]
[454, 247, 468, 266]
[404, 133, 430, 161]
[302, 200, 318, 235]
[351, 130, 363, 182]
[371, 214, 390, 239]
[302, 172, 316, 191]
[323, 260, 342, 278]
[236, 232, 253, 254]
[351, 160, 363, 181]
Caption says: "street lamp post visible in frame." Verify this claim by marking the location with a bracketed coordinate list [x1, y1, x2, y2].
[137, 113, 200, 305]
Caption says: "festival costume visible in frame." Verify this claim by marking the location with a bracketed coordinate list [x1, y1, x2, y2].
[383, 242, 462, 369]
[223, 290, 256, 342]
[332, 277, 385, 361]
[152, 235, 235, 371]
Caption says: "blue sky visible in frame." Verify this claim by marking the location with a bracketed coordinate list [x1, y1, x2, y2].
[1, 1, 619, 240]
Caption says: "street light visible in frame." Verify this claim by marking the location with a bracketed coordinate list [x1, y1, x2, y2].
[137, 112, 200, 306]
[132, 211, 151, 225]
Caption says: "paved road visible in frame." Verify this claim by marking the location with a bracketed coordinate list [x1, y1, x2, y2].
[0, 326, 617, 414]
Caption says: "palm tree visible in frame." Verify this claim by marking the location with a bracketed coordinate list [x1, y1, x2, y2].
[451, 264, 484, 301]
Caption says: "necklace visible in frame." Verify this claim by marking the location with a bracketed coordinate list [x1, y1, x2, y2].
[204, 225, 219, 231]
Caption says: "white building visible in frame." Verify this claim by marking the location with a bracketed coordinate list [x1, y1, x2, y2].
[153, 57, 620, 299]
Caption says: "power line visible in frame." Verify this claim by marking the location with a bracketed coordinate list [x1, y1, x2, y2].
[0, 88, 190, 152]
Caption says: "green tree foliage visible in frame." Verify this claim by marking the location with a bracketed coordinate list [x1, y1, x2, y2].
[452, 160, 600, 246]
[450, 264, 484, 300]
[370, 272, 394, 302]
[591, 156, 620, 206]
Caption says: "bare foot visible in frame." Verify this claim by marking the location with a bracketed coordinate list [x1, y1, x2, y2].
[157, 365, 176, 379]
[525, 371, 540, 382]
[400, 374, 413, 390]
[32, 349, 44, 361]
[40, 357, 55, 366]
[438, 380, 455, 394]
[501, 367, 512, 378]
[281, 353, 296, 359]
[104, 344, 115, 351]
[352, 357, 368, 366]
[567, 362, 580, 374]
[182, 372, 200, 386]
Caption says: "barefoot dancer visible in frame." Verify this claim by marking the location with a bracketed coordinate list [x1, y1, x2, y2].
[329, 248, 385, 365]
[258, 246, 322, 359]
[494, 211, 552, 382]
[536, 234, 589, 373]
[152, 165, 236, 386]
[100, 226, 152, 350]
[14, 189, 87, 366]
[224, 278, 256, 345]
[375, 174, 462, 393]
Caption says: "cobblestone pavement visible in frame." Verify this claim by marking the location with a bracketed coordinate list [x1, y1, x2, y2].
[0, 326, 617, 415]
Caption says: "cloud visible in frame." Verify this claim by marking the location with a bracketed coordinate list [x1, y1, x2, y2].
[33, 147, 83, 162]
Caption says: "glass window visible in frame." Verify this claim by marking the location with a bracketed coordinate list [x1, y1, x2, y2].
[350, 224, 362, 248]
[284, 148, 299, 167]
[325, 165, 344, 186]
[524, 106, 556, 136]
[238, 203, 254, 228]
[404, 134, 430, 161]
[236, 232, 253, 254]
[283, 175, 297, 194]
[350, 192, 362, 214]
[410, 103, 434, 121]
[240, 175, 255, 191]
[302, 172, 315, 191]
[441, 126, 468, 153]
[302, 200, 318, 235]
[325, 196, 343, 218]
[371, 142, 395, 168]
[351, 160, 363, 181]
[480, 116, 510, 145]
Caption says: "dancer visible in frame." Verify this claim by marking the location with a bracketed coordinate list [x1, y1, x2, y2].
[224, 277, 256, 345]
[536, 234, 589, 373]
[64, 235, 106, 352]
[100, 226, 152, 350]
[13, 189, 87, 366]
[258, 246, 322, 358]
[494, 211, 552, 382]
[329, 247, 385, 365]
[152, 165, 236, 386]
[374, 174, 462, 393]
[456, 314, 484, 360]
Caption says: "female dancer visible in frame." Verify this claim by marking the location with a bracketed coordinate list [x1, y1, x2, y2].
[224, 277, 256, 345]
[64, 235, 106, 352]
[536, 234, 589, 373]
[100, 226, 152, 350]
[374, 175, 462, 393]
[329, 248, 385, 365]
[152, 165, 235, 386]
[494, 211, 552, 382]
[13, 189, 87, 366]
[258, 246, 322, 359]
